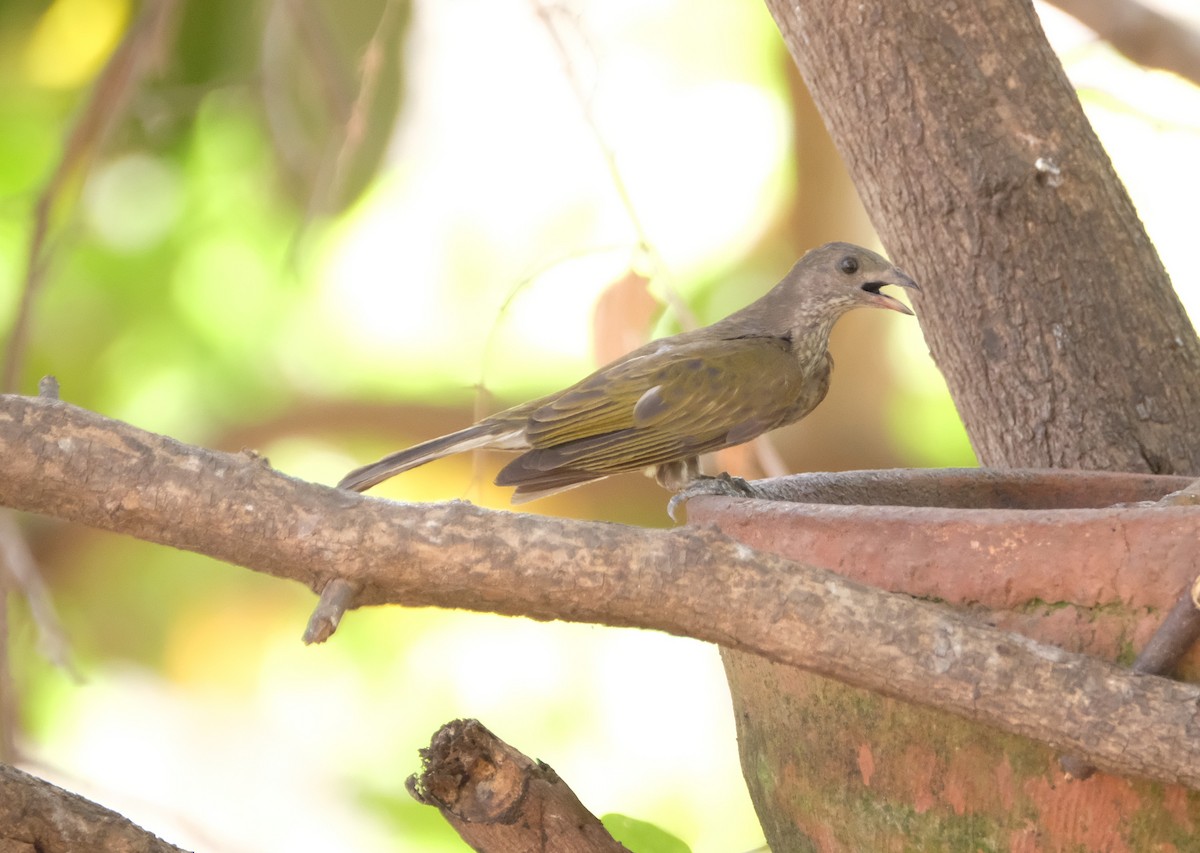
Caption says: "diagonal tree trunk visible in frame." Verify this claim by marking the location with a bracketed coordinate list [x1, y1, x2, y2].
[766, 0, 1200, 474]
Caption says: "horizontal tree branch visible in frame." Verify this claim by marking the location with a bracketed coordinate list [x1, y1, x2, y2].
[2, 394, 1199, 787]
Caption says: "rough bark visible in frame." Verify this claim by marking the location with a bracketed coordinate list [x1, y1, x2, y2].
[765, 0, 1200, 474]
[0, 763, 185, 853]
[2, 394, 1200, 789]
[408, 719, 627, 852]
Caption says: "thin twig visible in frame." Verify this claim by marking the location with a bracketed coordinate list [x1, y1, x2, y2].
[1046, 0, 1200, 88]
[2, 0, 179, 394]
[0, 515, 77, 679]
[278, 0, 404, 260]
[1, 4, 179, 755]
[325, 0, 404, 209]
[529, 1, 697, 331]
[280, 0, 357, 125]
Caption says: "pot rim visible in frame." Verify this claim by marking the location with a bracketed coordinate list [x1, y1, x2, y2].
[695, 467, 1197, 515]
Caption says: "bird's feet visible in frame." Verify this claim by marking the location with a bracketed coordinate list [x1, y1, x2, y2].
[667, 472, 758, 522]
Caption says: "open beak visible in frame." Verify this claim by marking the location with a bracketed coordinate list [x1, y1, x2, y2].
[862, 270, 920, 316]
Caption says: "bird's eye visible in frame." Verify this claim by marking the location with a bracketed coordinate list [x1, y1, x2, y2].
[839, 256, 859, 275]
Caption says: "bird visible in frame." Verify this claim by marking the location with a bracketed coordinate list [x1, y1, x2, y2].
[339, 242, 918, 506]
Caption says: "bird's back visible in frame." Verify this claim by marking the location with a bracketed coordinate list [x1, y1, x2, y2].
[493, 334, 825, 497]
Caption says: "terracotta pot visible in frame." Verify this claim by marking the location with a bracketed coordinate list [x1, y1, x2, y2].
[687, 468, 1200, 853]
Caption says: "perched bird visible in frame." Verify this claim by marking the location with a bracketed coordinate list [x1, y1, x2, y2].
[339, 242, 918, 504]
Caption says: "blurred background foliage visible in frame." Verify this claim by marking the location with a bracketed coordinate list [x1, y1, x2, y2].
[1, 0, 1198, 850]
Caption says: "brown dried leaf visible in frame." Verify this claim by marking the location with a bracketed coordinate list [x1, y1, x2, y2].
[590, 269, 661, 366]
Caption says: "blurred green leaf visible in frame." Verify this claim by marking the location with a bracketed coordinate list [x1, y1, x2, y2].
[260, 0, 410, 213]
[601, 813, 691, 853]
[357, 783, 471, 852]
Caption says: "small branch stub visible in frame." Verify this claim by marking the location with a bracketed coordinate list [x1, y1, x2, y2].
[409, 719, 629, 852]
[38, 375, 59, 399]
[302, 577, 359, 644]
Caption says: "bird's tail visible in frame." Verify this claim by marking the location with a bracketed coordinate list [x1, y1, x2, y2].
[338, 422, 522, 492]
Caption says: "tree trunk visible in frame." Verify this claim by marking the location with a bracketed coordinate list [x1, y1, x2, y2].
[768, 0, 1200, 474]
[721, 0, 1200, 847]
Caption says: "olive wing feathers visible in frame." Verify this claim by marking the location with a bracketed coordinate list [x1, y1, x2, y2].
[495, 336, 808, 488]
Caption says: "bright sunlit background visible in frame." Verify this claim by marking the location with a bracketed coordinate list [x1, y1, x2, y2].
[3, 0, 1199, 850]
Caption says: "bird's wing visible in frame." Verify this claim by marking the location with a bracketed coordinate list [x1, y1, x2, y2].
[497, 337, 808, 484]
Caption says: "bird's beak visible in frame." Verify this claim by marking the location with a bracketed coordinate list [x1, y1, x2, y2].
[862, 270, 920, 316]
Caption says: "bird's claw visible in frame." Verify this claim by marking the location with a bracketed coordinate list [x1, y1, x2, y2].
[667, 473, 758, 522]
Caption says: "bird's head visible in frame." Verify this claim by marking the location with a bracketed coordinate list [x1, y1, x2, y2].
[795, 242, 920, 316]
[704, 242, 920, 343]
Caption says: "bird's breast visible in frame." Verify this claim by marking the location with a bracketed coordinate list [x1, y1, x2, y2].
[775, 351, 833, 425]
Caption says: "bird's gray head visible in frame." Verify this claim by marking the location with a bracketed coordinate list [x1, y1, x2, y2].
[706, 242, 919, 342]
[786, 242, 920, 317]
